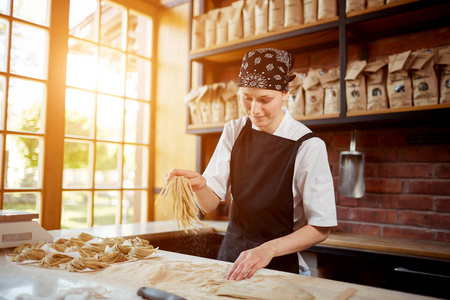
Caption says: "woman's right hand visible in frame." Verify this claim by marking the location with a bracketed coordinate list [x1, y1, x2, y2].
[165, 168, 220, 213]
[165, 169, 207, 192]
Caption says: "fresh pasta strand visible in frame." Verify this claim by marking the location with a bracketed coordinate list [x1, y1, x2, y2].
[66, 257, 109, 272]
[39, 253, 74, 268]
[156, 176, 208, 233]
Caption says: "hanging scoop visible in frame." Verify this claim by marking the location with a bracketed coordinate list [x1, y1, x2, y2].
[338, 130, 365, 198]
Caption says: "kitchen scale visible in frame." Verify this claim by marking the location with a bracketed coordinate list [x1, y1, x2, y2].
[0, 210, 53, 249]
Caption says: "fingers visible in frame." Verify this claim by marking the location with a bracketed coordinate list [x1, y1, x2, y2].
[227, 252, 262, 281]
[164, 169, 206, 192]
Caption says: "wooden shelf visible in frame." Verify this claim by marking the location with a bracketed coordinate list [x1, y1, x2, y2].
[186, 0, 450, 135]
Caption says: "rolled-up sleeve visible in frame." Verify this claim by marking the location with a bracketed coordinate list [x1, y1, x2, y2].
[294, 138, 337, 227]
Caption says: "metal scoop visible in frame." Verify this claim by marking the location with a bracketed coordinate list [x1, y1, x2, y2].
[338, 130, 365, 198]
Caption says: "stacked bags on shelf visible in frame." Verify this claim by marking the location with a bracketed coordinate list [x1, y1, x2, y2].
[345, 46, 450, 113]
[186, 81, 245, 125]
[192, 0, 338, 51]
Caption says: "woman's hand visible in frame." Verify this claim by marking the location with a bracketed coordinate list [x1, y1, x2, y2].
[165, 168, 206, 192]
[164, 168, 220, 213]
[226, 243, 277, 281]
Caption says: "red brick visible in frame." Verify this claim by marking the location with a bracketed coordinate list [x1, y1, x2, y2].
[382, 226, 435, 241]
[435, 197, 450, 212]
[380, 195, 433, 211]
[333, 221, 381, 236]
[377, 132, 410, 147]
[363, 164, 377, 178]
[401, 211, 450, 230]
[408, 180, 450, 195]
[365, 179, 403, 194]
[336, 206, 351, 220]
[435, 164, 450, 179]
[358, 194, 433, 210]
[436, 231, 450, 243]
[378, 164, 432, 178]
[364, 148, 398, 163]
[351, 208, 398, 224]
[337, 197, 358, 207]
[397, 146, 450, 163]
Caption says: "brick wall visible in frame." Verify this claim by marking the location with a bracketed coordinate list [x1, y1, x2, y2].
[316, 126, 450, 243]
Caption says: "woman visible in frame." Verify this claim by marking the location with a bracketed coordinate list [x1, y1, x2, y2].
[166, 48, 337, 281]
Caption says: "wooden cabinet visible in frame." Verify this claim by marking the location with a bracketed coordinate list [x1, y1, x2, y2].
[186, 0, 450, 171]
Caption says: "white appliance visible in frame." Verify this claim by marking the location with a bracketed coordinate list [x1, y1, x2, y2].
[0, 210, 53, 249]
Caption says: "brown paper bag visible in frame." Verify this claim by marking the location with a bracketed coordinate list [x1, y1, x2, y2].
[205, 9, 220, 48]
[367, 0, 384, 8]
[217, 6, 231, 45]
[185, 86, 206, 124]
[346, 0, 365, 13]
[304, 69, 324, 115]
[255, 0, 269, 35]
[243, 0, 256, 38]
[288, 73, 305, 119]
[222, 81, 239, 122]
[197, 86, 212, 123]
[304, 0, 318, 24]
[345, 60, 367, 112]
[318, 0, 337, 20]
[229, 1, 244, 42]
[410, 50, 438, 106]
[269, 0, 284, 32]
[211, 83, 226, 123]
[364, 60, 388, 110]
[438, 47, 450, 104]
[387, 70, 412, 108]
[320, 67, 340, 114]
[192, 14, 206, 50]
[284, 0, 303, 28]
[387, 52, 413, 108]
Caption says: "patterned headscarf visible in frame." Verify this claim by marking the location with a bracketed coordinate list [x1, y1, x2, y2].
[238, 48, 296, 92]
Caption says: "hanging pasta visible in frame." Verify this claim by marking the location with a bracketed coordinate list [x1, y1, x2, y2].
[156, 176, 208, 232]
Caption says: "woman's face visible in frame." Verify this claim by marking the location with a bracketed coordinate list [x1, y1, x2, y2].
[240, 87, 288, 134]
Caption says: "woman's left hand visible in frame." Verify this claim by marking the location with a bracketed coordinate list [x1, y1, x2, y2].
[226, 243, 276, 281]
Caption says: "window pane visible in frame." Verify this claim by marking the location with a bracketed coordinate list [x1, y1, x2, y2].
[3, 192, 40, 212]
[13, 0, 49, 26]
[100, 1, 125, 50]
[123, 190, 146, 224]
[126, 55, 151, 100]
[65, 88, 95, 138]
[0, 0, 8, 15]
[63, 140, 92, 188]
[98, 47, 125, 95]
[69, 0, 98, 42]
[66, 38, 97, 90]
[97, 94, 123, 141]
[62, 191, 90, 229]
[0, 75, 5, 129]
[10, 21, 48, 79]
[125, 100, 149, 144]
[94, 190, 120, 226]
[5, 135, 42, 188]
[95, 142, 121, 188]
[0, 18, 8, 72]
[128, 11, 152, 58]
[123, 145, 148, 188]
[7, 77, 45, 133]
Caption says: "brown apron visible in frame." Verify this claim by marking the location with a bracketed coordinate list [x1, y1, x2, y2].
[217, 118, 315, 274]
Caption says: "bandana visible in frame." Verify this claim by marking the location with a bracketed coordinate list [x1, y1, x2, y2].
[238, 48, 296, 92]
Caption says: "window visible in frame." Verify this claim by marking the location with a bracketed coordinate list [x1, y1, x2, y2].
[0, 0, 155, 229]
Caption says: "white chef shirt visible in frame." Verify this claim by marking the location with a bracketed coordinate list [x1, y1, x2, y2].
[203, 107, 338, 271]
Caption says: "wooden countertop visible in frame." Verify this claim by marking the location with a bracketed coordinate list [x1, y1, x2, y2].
[48, 221, 450, 261]
[320, 232, 450, 260]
